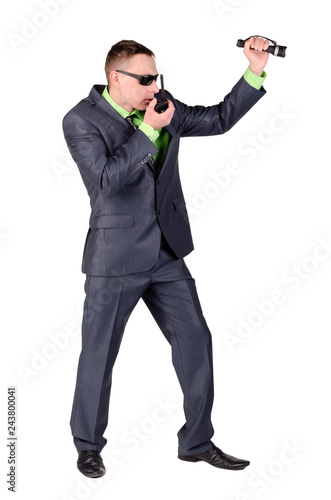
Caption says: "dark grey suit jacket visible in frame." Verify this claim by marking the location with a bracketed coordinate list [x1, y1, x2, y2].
[62, 78, 265, 276]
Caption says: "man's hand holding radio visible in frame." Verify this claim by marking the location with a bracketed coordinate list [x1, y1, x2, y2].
[143, 98, 175, 130]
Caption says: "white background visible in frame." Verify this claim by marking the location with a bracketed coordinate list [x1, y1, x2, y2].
[1, 1, 331, 499]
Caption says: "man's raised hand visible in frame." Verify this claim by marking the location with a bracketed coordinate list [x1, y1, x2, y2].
[244, 36, 269, 76]
[143, 99, 175, 130]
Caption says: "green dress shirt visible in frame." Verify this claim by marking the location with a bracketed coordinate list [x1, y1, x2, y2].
[102, 67, 266, 170]
[102, 87, 170, 170]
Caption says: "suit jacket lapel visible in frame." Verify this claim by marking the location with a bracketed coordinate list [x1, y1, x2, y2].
[89, 85, 134, 138]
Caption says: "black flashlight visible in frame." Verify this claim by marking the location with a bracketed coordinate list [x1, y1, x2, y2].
[236, 35, 287, 57]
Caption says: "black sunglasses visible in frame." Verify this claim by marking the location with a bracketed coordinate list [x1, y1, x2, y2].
[115, 70, 159, 86]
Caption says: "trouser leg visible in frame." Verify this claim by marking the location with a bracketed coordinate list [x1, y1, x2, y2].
[142, 277, 215, 456]
[70, 273, 147, 452]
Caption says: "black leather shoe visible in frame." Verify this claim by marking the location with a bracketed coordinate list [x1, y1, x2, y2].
[178, 443, 250, 470]
[77, 450, 106, 478]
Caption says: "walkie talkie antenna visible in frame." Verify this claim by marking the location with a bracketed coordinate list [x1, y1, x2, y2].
[154, 73, 169, 114]
[160, 74, 166, 100]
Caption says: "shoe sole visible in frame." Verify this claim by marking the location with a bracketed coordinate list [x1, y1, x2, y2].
[78, 468, 105, 478]
[178, 455, 249, 470]
[178, 455, 199, 462]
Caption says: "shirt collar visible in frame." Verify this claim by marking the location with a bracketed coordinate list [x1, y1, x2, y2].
[102, 85, 144, 120]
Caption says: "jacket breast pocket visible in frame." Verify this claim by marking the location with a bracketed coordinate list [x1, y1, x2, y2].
[93, 214, 134, 229]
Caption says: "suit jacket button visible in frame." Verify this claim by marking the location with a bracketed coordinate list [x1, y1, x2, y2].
[156, 180, 160, 185]
[157, 210, 161, 215]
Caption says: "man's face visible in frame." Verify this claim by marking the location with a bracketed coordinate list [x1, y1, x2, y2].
[111, 54, 159, 111]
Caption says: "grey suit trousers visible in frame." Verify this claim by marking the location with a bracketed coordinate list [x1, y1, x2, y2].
[70, 238, 214, 456]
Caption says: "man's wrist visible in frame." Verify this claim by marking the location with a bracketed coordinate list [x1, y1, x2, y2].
[244, 67, 267, 90]
[248, 65, 264, 77]
[139, 122, 160, 143]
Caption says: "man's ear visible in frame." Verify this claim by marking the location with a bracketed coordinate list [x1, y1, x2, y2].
[109, 70, 121, 89]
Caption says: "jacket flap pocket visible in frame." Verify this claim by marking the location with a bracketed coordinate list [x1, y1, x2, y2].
[93, 214, 134, 229]
[172, 193, 185, 211]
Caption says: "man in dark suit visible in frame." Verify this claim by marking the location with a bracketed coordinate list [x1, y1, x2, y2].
[63, 37, 269, 478]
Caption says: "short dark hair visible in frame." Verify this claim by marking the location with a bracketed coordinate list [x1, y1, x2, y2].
[105, 40, 155, 84]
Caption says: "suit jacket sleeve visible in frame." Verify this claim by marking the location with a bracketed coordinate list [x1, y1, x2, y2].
[62, 112, 158, 197]
[171, 76, 266, 138]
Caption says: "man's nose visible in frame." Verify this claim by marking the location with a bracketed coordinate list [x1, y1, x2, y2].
[150, 80, 159, 94]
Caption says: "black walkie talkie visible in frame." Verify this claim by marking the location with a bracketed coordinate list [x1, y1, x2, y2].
[154, 74, 168, 113]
